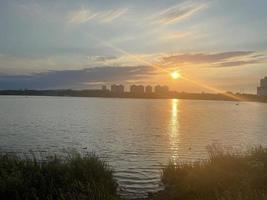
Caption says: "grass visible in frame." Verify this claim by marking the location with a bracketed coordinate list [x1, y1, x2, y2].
[2, 146, 267, 200]
[0, 152, 120, 200]
[161, 145, 267, 200]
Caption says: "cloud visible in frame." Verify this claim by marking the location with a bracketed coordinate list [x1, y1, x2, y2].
[159, 31, 192, 41]
[87, 55, 117, 62]
[162, 51, 264, 67]
[0, 54, 91, 74]
[0, 53, 160, 75]
[0, 66, 155, 89]
[218, 60, 260, 67]
[98, 9, 128, 23]
[151, 1, 207, 25]
[68, 8, 98, 24]
[68, 8, 127, 24]
[163, 51, 254, 63]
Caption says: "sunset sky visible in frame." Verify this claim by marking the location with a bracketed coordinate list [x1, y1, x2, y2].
[0, 0, 267, 93]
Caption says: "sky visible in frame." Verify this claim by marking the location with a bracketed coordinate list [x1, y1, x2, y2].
[0, 0, 267, 93]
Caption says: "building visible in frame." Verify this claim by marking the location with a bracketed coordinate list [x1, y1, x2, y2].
[145, 85, 152, 93]
[102, 85, 107, 91]
[257, 77, 267, 96]
[130, 85, 144, 94]
[111, 84, 124, 93]
[155, 85, 169, 94]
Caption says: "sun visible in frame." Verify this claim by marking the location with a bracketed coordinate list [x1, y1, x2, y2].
[170, 71, 180, 80]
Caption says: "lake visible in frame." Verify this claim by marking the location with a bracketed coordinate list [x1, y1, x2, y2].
[0, 96, 267, 198]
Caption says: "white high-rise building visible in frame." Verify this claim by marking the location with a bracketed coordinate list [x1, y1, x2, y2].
[257, 77, 267, 96]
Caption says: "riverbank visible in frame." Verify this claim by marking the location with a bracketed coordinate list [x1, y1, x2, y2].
[1, 89, 267, 103]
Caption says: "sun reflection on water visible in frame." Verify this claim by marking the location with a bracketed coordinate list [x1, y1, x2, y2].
[169, 99, 180, 163]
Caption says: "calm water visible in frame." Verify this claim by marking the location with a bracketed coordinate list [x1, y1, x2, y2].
[1, 96, 267, 198]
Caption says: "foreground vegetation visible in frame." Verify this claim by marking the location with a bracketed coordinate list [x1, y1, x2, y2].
[155, 145, 267, 200]
[0, 152, 120, 200]
[2, 146, 267, 200]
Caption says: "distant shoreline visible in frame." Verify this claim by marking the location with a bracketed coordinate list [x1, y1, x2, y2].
[0, 89, 267, 103]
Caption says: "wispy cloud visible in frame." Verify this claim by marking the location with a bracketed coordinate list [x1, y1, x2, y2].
[162, 51, 266, 67]
[159, 31, 192, 41]
[87, 55, 117, 62]
[68, 8, 98, 24]
[218, 60, 261, 67]
[151, 1, 207, 25]
[98, 9, 128, 23]
[163, 51, 254, 63]
[68, 7, 127, 24]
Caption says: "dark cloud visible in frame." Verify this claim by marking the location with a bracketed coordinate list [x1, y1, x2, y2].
[163, 51, 255, 64]
[0, 66, 155, 90]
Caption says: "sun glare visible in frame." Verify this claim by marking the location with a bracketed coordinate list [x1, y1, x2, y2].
[171, 71, 180, 80]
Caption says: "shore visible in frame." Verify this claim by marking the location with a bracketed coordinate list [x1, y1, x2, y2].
[0, 89, 267, 103]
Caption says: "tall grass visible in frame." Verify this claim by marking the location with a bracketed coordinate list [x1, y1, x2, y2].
[0, 152, 120, 200]
[162, 145, 267, 200]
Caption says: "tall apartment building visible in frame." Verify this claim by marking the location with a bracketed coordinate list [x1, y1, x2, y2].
[130, 85, 145, 94]
[257, 77, 267, 96]
[145, 85, 153, 93]
[155, 85, 169, 94]
[111, 84, 124, 93]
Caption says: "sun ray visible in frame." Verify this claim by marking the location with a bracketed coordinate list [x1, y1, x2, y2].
[88, 33, 245, 101]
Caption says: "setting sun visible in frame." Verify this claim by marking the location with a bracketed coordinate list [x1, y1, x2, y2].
[171, 71, 180, 80]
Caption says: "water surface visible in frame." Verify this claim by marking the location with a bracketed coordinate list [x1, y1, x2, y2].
[0, 96, 267, 198]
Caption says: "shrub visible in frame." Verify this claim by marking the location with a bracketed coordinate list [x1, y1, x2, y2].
[0, 152, 120, 200]
[162, 145, 267, 200]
